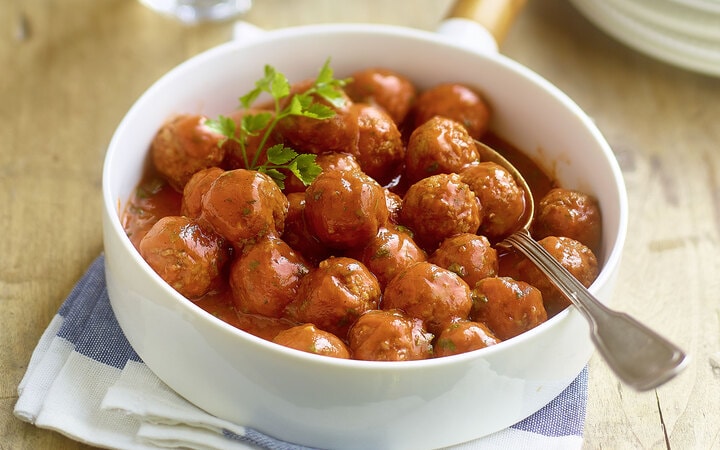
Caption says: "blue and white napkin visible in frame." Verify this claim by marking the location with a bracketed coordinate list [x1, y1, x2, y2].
[14, 255, 587, 449]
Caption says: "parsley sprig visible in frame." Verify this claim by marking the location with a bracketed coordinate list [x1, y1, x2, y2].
[206, 59, 348, 189]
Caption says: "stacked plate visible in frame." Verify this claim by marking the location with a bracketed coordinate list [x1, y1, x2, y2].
[570, 0, 720, 77]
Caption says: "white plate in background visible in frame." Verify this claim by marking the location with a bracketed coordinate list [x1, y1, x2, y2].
[571, 0, 720, 77]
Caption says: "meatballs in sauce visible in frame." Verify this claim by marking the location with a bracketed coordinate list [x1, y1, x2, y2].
[123, 61, 603, 361]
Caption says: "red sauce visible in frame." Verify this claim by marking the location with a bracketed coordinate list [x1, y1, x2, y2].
[122, 170, 182, 248]
[194, 287, 295, 341]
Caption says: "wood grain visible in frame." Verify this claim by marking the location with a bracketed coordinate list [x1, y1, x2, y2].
[2, 0, 719, 448]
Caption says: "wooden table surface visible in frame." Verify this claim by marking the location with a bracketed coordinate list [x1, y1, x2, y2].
[2, 0, 719, 448]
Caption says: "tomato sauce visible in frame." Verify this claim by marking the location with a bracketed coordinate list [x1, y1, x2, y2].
[122, 171, 182, 249]
[194, 286, 295, 340]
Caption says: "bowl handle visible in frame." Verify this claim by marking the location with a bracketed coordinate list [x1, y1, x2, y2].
[233, 21, 268, 42]
[437, 0, 527, 53]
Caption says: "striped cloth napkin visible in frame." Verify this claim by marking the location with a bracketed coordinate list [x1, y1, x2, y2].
[14, 255, 587, 449]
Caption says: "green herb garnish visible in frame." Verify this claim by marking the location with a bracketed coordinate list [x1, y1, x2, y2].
[206, 59, 348, 189]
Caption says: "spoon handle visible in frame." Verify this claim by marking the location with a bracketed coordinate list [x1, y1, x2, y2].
[503, 231, 689, 391]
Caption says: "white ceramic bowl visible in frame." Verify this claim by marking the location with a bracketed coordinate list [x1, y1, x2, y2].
[102, 23, 628, 449]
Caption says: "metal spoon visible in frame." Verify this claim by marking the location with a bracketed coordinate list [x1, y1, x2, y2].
[475, 140, 689, 391]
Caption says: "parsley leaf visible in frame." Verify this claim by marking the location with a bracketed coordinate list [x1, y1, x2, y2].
[205, 115, 236, 145]
[207, 59, 349, 188]
[266, 145, 298, 165]
[289, 154, 322, 186]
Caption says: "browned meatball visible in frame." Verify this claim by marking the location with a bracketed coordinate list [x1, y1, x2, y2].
[382, 261, 473, 334]
[429, 233, 498, 288]
[283, 151, 362, 194]
[151, 114, 226, 191]
[533, 188, 602, 254]
[347, 225, 427, 289]
[504, 236, 600, 317]
[348, 309, 433, 361]
[400, 173, 482, 251]
[434, 320, 500, 357]
[344, 67, 417, 124]
[460, 162, 526, 240]
[318, 151, 362, 171]
[276, 80, 359, 155]
[384, 188, 403, 224]
[280, 192, 332, 265]
[304, 169, 389, 250]
[229, 235, 311, 318]
[283, 257, 381, 339]
[273, 324, 350, 359]
[471, 277, 547, 340]
[413, 83, 490, 140]
[181, 167, 224, 218]
[139, 216, 228, 299]
[200, 169, 288, 249]
[404, 116, 480, 185]
[353, 103, 405, 185]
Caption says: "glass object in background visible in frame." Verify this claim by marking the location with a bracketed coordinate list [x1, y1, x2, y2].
[139, 0, 252, 24]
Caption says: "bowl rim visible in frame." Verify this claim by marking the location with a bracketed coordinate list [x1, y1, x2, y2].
[102, 22, 629, 371]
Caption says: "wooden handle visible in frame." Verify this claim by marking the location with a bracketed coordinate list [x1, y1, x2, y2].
[447, 0, 527, 46]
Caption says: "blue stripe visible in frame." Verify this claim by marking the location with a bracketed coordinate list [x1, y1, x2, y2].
[224, 428, 318, 450]
[56, 255, 141, 369]
[511, 366, 587, 436]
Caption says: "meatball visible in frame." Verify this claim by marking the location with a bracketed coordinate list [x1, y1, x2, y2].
[533, 188, 602, 254]
[315, 151, 363, 172]
[382, 261, 473, 334]
[471, 277, 547, 340]
[229, 236, 311, 318]
[504, 236, 599, 317]
[413, 83, 490, 140]
[181, 166, 224, 218]
[348, 310, 433, 361]
[434, 320, 500, 357]
[429, 233, 498, 288]
[281, 192, 332, 265]
[151, 114, 226, 191]
[400, 173, 482, 251]
[344, 67, 417, 124]
[347, 225, 427, 289]
[273, 324, 350, 359]
[200, 169, 288, 249]
[139, 216, 228, 299]
[460, 162, 526, 240]
[283, 257, 381, 339]
[354, 103, 405, 185]
[275, 80, 359, 155]
[404, 116, 480, 185]
[384, 188, 403, 224]
[304, 169, 389, 250]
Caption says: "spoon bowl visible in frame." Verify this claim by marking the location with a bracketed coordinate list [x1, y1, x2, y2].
[475, 140, 689, 391]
